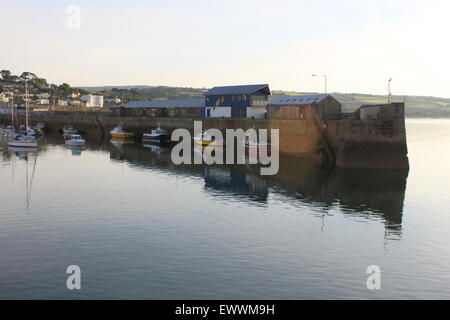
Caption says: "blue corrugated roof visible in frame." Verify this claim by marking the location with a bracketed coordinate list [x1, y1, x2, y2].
[269, 94, 329, 105]
[125, 99, 205, 109]
[205, 84, 270, 96]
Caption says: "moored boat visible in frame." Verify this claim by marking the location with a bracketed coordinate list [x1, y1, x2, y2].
[63, 124, 78, 135]
[65, 134, 86, 146]
[143, 126, 171, 144]
[110, 125, 135, 139]
[1, 126, 16, 138]
[8, 134, 38, 148]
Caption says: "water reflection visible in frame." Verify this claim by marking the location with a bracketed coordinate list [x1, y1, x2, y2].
[0, 146, 39, 214]
[106, 140, 408, 237]
[1, 132, 409, 237]
[64, 145, 86, 156]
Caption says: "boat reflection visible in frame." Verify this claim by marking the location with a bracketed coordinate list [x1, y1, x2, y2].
[108, 143, 408, 236]
[64, 144, 85, 156]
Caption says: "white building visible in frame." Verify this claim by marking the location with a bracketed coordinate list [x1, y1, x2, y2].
[36, 99, 50, 105]
[81, 95, 104, 108]
[58, 100, 68, 107]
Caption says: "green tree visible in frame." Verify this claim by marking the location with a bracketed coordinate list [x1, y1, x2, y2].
[33, 77, 48, 89]
[20, 72, 37, 81]
[58, 83, 71, 95]
[0, 70, 12, 81]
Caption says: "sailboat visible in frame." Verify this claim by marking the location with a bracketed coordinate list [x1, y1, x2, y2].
[8, 78, 38, 148]
[1, 93, 17, 139]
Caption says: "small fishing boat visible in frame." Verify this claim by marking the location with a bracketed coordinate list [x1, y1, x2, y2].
[36, 123, 45, 130]
[65, 134, 86, 146]
[63, 125, 78, 135]
[1, 126, 16, 138]
[193, 130, 225, 147]
[143, 126, 171, 144]
[8, 134, 38, 148]
[110, 125, 134, 139]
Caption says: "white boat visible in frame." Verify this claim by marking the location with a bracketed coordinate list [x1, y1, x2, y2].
[143, 126, 171, 144]
[8, 134, 38, 148]
[25, 127, 40, 136]
[1, 126, 16, 138]
[110, 125, 135, 139]
[65, 134, 86, 146]
[36, 123, 45, 129]
[63, 125, 78, 135]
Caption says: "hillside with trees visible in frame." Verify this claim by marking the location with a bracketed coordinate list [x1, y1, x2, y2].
[0, 69, 89, 104]
[2, 69, 449, 117]
[83, 85, 450, 118]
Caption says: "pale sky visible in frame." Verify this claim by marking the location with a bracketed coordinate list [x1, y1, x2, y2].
[1, 0, 449, 97]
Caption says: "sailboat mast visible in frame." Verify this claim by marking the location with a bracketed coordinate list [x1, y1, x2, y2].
[10, 92, 14, 127]
[25, 80, 29, 130]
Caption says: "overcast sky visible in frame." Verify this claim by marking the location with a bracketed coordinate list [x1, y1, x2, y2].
[1, 0, 449, 97]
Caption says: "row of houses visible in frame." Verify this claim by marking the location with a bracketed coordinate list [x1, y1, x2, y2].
[114, 84, 343, 120]
[35, 94, 105, 108]
[1, 90, 106, 108]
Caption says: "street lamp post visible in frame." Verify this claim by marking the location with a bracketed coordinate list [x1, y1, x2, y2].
[388, 78, 392, 105]
[312, 74, 327, 95]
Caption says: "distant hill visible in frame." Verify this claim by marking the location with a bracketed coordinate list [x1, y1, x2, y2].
[78, 85, 450, 118]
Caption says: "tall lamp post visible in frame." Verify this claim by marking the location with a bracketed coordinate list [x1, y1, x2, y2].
[312, 74, 327, 94]
[388, 78, 392, 104]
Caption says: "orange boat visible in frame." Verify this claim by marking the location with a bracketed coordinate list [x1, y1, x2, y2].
[110, 125, 135, 139]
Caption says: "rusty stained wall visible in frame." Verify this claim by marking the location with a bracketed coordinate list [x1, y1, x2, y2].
[326, 116, 409, 169]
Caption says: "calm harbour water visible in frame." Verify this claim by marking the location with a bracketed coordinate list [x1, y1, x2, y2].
[0, 118, 449, 299]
